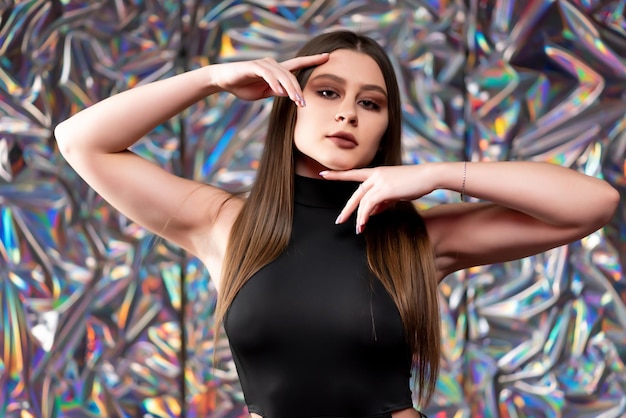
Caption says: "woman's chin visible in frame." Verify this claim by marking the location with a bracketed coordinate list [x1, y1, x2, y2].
[295, 156, 369, 176]
[319, 159, 363, 172]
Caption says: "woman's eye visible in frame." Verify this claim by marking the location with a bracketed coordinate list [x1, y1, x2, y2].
[360, 100, 380, 111]
[317, 90, 338, 99]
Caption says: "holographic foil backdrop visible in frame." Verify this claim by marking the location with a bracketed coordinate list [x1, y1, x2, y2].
[1, 1, 625, 417]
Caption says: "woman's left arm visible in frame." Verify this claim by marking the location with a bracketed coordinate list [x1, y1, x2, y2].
[321, 162, 620, 279]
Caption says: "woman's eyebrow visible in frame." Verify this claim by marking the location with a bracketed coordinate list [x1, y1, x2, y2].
[310, 73, 387, 97]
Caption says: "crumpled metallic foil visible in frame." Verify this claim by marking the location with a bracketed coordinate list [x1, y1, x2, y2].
[0, 1, 624, 417]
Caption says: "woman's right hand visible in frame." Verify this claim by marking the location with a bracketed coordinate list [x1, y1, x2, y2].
[208, 53, 330, 106]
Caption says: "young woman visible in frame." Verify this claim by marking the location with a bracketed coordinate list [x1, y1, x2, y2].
[55, 31, 619, 418]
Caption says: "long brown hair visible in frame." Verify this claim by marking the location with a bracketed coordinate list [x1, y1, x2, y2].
[215, 30, 440, 407]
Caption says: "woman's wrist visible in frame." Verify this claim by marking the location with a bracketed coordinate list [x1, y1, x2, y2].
[199, 65, 225, 96]
[426, 161, 467, 196]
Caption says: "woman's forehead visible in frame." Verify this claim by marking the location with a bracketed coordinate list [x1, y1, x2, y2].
[308, 49, 386, 91]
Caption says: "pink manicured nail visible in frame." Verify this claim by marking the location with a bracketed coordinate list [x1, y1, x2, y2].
[335, 214, 343, 224]
[319, 171, 329, 176]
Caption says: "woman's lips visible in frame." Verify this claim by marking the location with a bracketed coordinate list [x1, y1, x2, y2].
[326, 132, 357, 149]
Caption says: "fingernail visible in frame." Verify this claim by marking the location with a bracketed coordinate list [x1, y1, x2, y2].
[356, 224, 361, 235]
[319, 171, 328, 176]
[335, 214, 343, 224]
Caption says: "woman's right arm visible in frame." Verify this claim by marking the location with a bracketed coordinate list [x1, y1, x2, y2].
[54, 54, 329, 266]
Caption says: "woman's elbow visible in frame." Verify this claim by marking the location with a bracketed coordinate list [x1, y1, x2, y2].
[54, 120, 80, 160]
[593, 183, 620, 228]
[606, 184, 620, 216]
[54, 121, 70, 155]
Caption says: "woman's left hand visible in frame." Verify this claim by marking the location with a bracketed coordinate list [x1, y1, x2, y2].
[320, 165, 434, 233]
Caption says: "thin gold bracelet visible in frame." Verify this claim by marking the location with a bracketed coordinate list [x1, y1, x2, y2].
[460, 161, 467, 202]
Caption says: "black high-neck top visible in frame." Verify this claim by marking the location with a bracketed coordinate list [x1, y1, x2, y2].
[224, 175, 413, 418]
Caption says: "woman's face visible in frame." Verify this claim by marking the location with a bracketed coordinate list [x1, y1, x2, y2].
[293, 49, 389, 177]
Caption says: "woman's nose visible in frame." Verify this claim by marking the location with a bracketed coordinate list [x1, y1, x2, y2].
[335, 106, 358, 126]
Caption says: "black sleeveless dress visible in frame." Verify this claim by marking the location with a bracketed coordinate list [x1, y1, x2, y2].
[224, 175, 419, 418]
